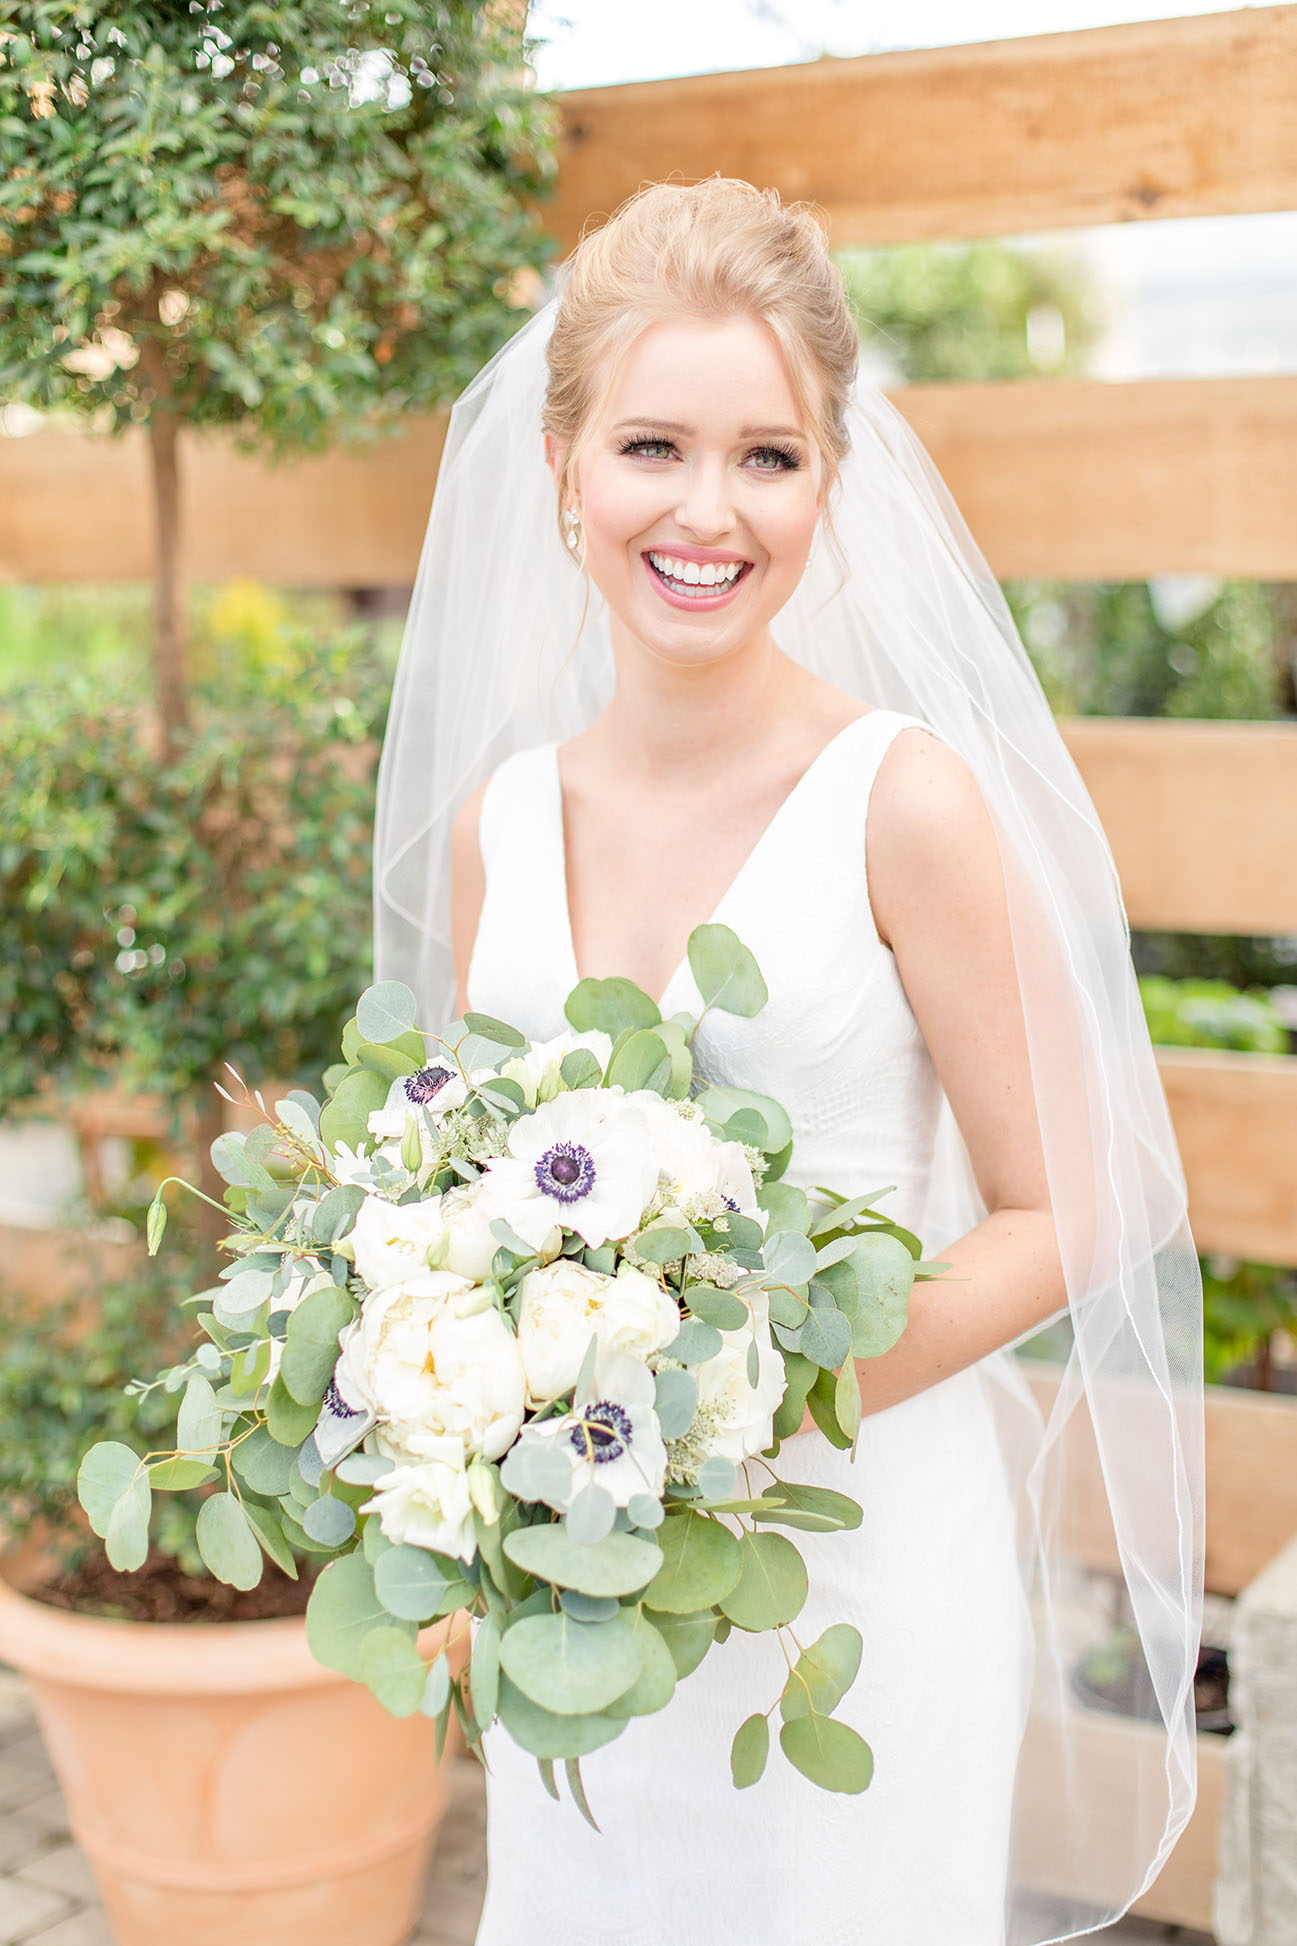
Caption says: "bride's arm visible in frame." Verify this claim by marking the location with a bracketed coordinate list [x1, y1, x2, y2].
[818, 728, 1068, 1422]
[448, 780, 488, 1019]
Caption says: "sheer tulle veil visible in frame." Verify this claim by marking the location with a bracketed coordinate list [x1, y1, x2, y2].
[373, 292, 1204, 1941]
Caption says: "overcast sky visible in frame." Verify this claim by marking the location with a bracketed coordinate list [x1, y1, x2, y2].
[528, 0, 1258, 91]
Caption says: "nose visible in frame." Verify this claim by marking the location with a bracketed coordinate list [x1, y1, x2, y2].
[675, 457, 737, 543]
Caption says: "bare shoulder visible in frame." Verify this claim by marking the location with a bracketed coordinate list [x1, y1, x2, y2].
[866, 726, 1003, 947]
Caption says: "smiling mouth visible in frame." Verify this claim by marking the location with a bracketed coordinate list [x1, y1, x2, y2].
[644, 550, 753, 599]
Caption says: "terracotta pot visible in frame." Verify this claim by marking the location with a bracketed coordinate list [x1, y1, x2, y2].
[0, 1571, 468, 1946]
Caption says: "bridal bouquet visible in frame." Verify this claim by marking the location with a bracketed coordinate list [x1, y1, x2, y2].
[79, 924, 941, 1819]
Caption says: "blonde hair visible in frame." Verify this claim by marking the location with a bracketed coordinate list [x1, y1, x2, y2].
[542, 178, 859, 524]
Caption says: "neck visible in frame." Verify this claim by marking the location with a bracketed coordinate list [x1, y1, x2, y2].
[596, 622, 813, 782]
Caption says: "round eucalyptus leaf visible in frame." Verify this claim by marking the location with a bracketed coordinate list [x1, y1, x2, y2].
[781, 1623, 865, 1723]
[564, 976, 661, 1038]
[653, 1367, 697, 1440]
[231, 1425, 298, 1497]
[695, 1082, 790, 1153]
[499, 1611, 641, 1716]
[307, 1551, 411, 1681]
[355, 981, 418, 1045]
[500, 1438, 577, 1511]
[752, 1480, 864, 1533]
[682, 1284, 748, 1331]
[626, 1492, 665, 1530]
[318, 1066, 389, 1154]
[495, 1674, 625, 1761]
[644, 1510, 742, 1614]
[503, 1524, 662, 1598]
[606, 1608, 676, 1720]
[302, 1495, 357, 1547]
[779, 1713, 874, 1794]
[834, 1354, 863, 1440]
[717, 1529, 808, 1632]
[565, 1482, 616, 1545]
[359, 1626, 427, 1718]
[77, 1440, 146, 1541]
[559, 1589, 622, 1623]
[763, 1229, 818, 1287]
[696, 1456, 737, 1502]
[664, 1318, 723, 1366]
[373, 1542, 455, 1622]
[420, 1654, 453, 1719]
[849, 1231, 917, 1357]
[796, 1303, 852, 1372]
[196, 1491, 263, 1591]
[643, 1607, 716, 1678]
[686, 924, 768, 1017]
[469, 1610, 502, 1726]
[731, 1711, 770, 1788]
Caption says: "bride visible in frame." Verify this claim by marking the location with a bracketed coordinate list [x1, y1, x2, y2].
[375, 179, 1203, 1945]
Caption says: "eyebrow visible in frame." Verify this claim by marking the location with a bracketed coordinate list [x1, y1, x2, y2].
[612, 418, 808, 440]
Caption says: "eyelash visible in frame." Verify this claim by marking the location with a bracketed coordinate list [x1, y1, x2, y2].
[615, 435, 802, 473]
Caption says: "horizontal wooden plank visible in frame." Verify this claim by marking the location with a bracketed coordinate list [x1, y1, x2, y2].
[894, 374, 1297, 580]
[5, 372, 1297, 584]
[548, 6, 1297, 249]
[1024, 1363, 1297, 1598]
[1060, 719, 1297, 935]
[1017, 1703, 1225, 1929]
[0, 415, 448, 589]
[1156, 1047, 1297, 1267]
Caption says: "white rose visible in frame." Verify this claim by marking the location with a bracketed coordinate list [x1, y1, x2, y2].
[359, 1436, 475, 1560]
[500, 1027, 613, 1107]
[692, 1290, 787, 1461]
[334, 1276, 526, 1461]
[516, 1258, 682, 1404]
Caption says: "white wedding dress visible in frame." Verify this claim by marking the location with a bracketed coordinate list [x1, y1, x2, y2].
[464, 707, 1032, 1946]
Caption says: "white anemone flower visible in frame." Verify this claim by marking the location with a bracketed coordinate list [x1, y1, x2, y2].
[628, 1091, 762, 1222]
[514, 1348, 667, 1509]
[478, 1089, 656, 1250]
[367, 1060, 497, 1148]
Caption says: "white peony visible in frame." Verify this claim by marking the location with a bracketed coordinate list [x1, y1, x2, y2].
[510, 1348, 667, 1509]
[438, 1182, 507, 1281]
[478, 1088, 657, 1251]
[515, 1258, 682, 1404]
[692, 1289, 787, 1461]
[500, 1027, 613, 1108]
[629, 1091, 761, 1220]
[333, 1275, 526, 1461]
[359, 1435, 475, 1560]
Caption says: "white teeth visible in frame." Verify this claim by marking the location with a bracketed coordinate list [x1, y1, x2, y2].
[647, 551, 745, 592]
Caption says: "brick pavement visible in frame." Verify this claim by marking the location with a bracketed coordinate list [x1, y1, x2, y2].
[0, 1665, 1208, 1946]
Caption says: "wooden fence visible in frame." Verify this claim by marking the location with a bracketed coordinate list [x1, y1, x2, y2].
[3, 6, 1296, 1927]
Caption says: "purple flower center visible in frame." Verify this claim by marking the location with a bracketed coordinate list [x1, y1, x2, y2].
[722, 1195, 740, 1212]
[404, 1065, 455, 1106]
[535, 1139, 595, 1203]
[570, 1399, 633, 1463]
[323, 1376, 363, 1422]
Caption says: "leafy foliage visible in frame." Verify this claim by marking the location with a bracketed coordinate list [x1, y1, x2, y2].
[0, 1, 555, 449]
[0, 631, 386, 1116]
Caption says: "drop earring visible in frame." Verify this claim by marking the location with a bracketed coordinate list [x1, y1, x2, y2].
[563, 505, 583, 555]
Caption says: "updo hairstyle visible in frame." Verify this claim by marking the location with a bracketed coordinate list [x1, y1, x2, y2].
[542, 178, 859, 529]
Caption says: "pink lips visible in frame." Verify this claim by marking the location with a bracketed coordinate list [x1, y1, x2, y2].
[641, 548, 754, 612]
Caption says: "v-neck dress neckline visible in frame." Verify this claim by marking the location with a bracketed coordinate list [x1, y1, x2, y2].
[547, 710, 893, 1013]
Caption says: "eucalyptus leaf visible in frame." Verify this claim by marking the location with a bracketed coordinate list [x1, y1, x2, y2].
[770, 1353, 818, 1442]
[848, 1231, 917, 1358]
[355, 981, 418, 1045]
[470, 1610, 502, 1725]
[626, 1492, 665, 1530]
[463, 1011, 527, 1048]
[499, 1611, 641, 1716]
[781, 1623, 864, 1722]
[664, 1318, 722, 1365]
[731, 1711, 770, 1788]
[795, 1303, 853, 1372]
[756, 1180, 812, 1235]
[565, 976, 661, 1038]
[558, 1590, 621, 1623]
[420, 1654, 453, 1719]
[359, 1626, 428, 1717]
[686, 924, 768, 1017]
[280, 1287, 354, 1408]
[495, 1674, 624, 1761]
[242, 1500, 299, 1579]
[779, 1712, 874, 1794]
[502, 1524, 662, 1598]
[695, 1083, 790, 1154]
[148, 1456, 218, 1491]
[302, 1495, 357, 1547]
[634, 1223, 701, 1264]
[565, 1482, 616, 1545]
[318, 1066, 388, 1153]
[752, 1480, 863, 1532]
[605, 1028, 672, 1095]
[682, 1284, 748, 1331]
[267, 1375, 320, 1447]
[644, 1510, 742, 1613]
[643, 1607, 716, 1678]
[196, 1492, 263, 1591]
[559, 1048, 603, 1089]
[500, 1437, 577, 1512]
[307, 1552, 414, 1681]
[764, 1230, 818, 1287]
[231, 1425, 299, 1496]
[653, 1367, 698, 1440]
[176, 1372, 224, 1458]
[210, 1131, 276, 1192]
[606, 1607, 677, 1719]
[717, 1529, 808, 1631]
[696, 1456, 737, 1501]
[373, 1543, 458, 1623]
[312, 1184, 366, 1246]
